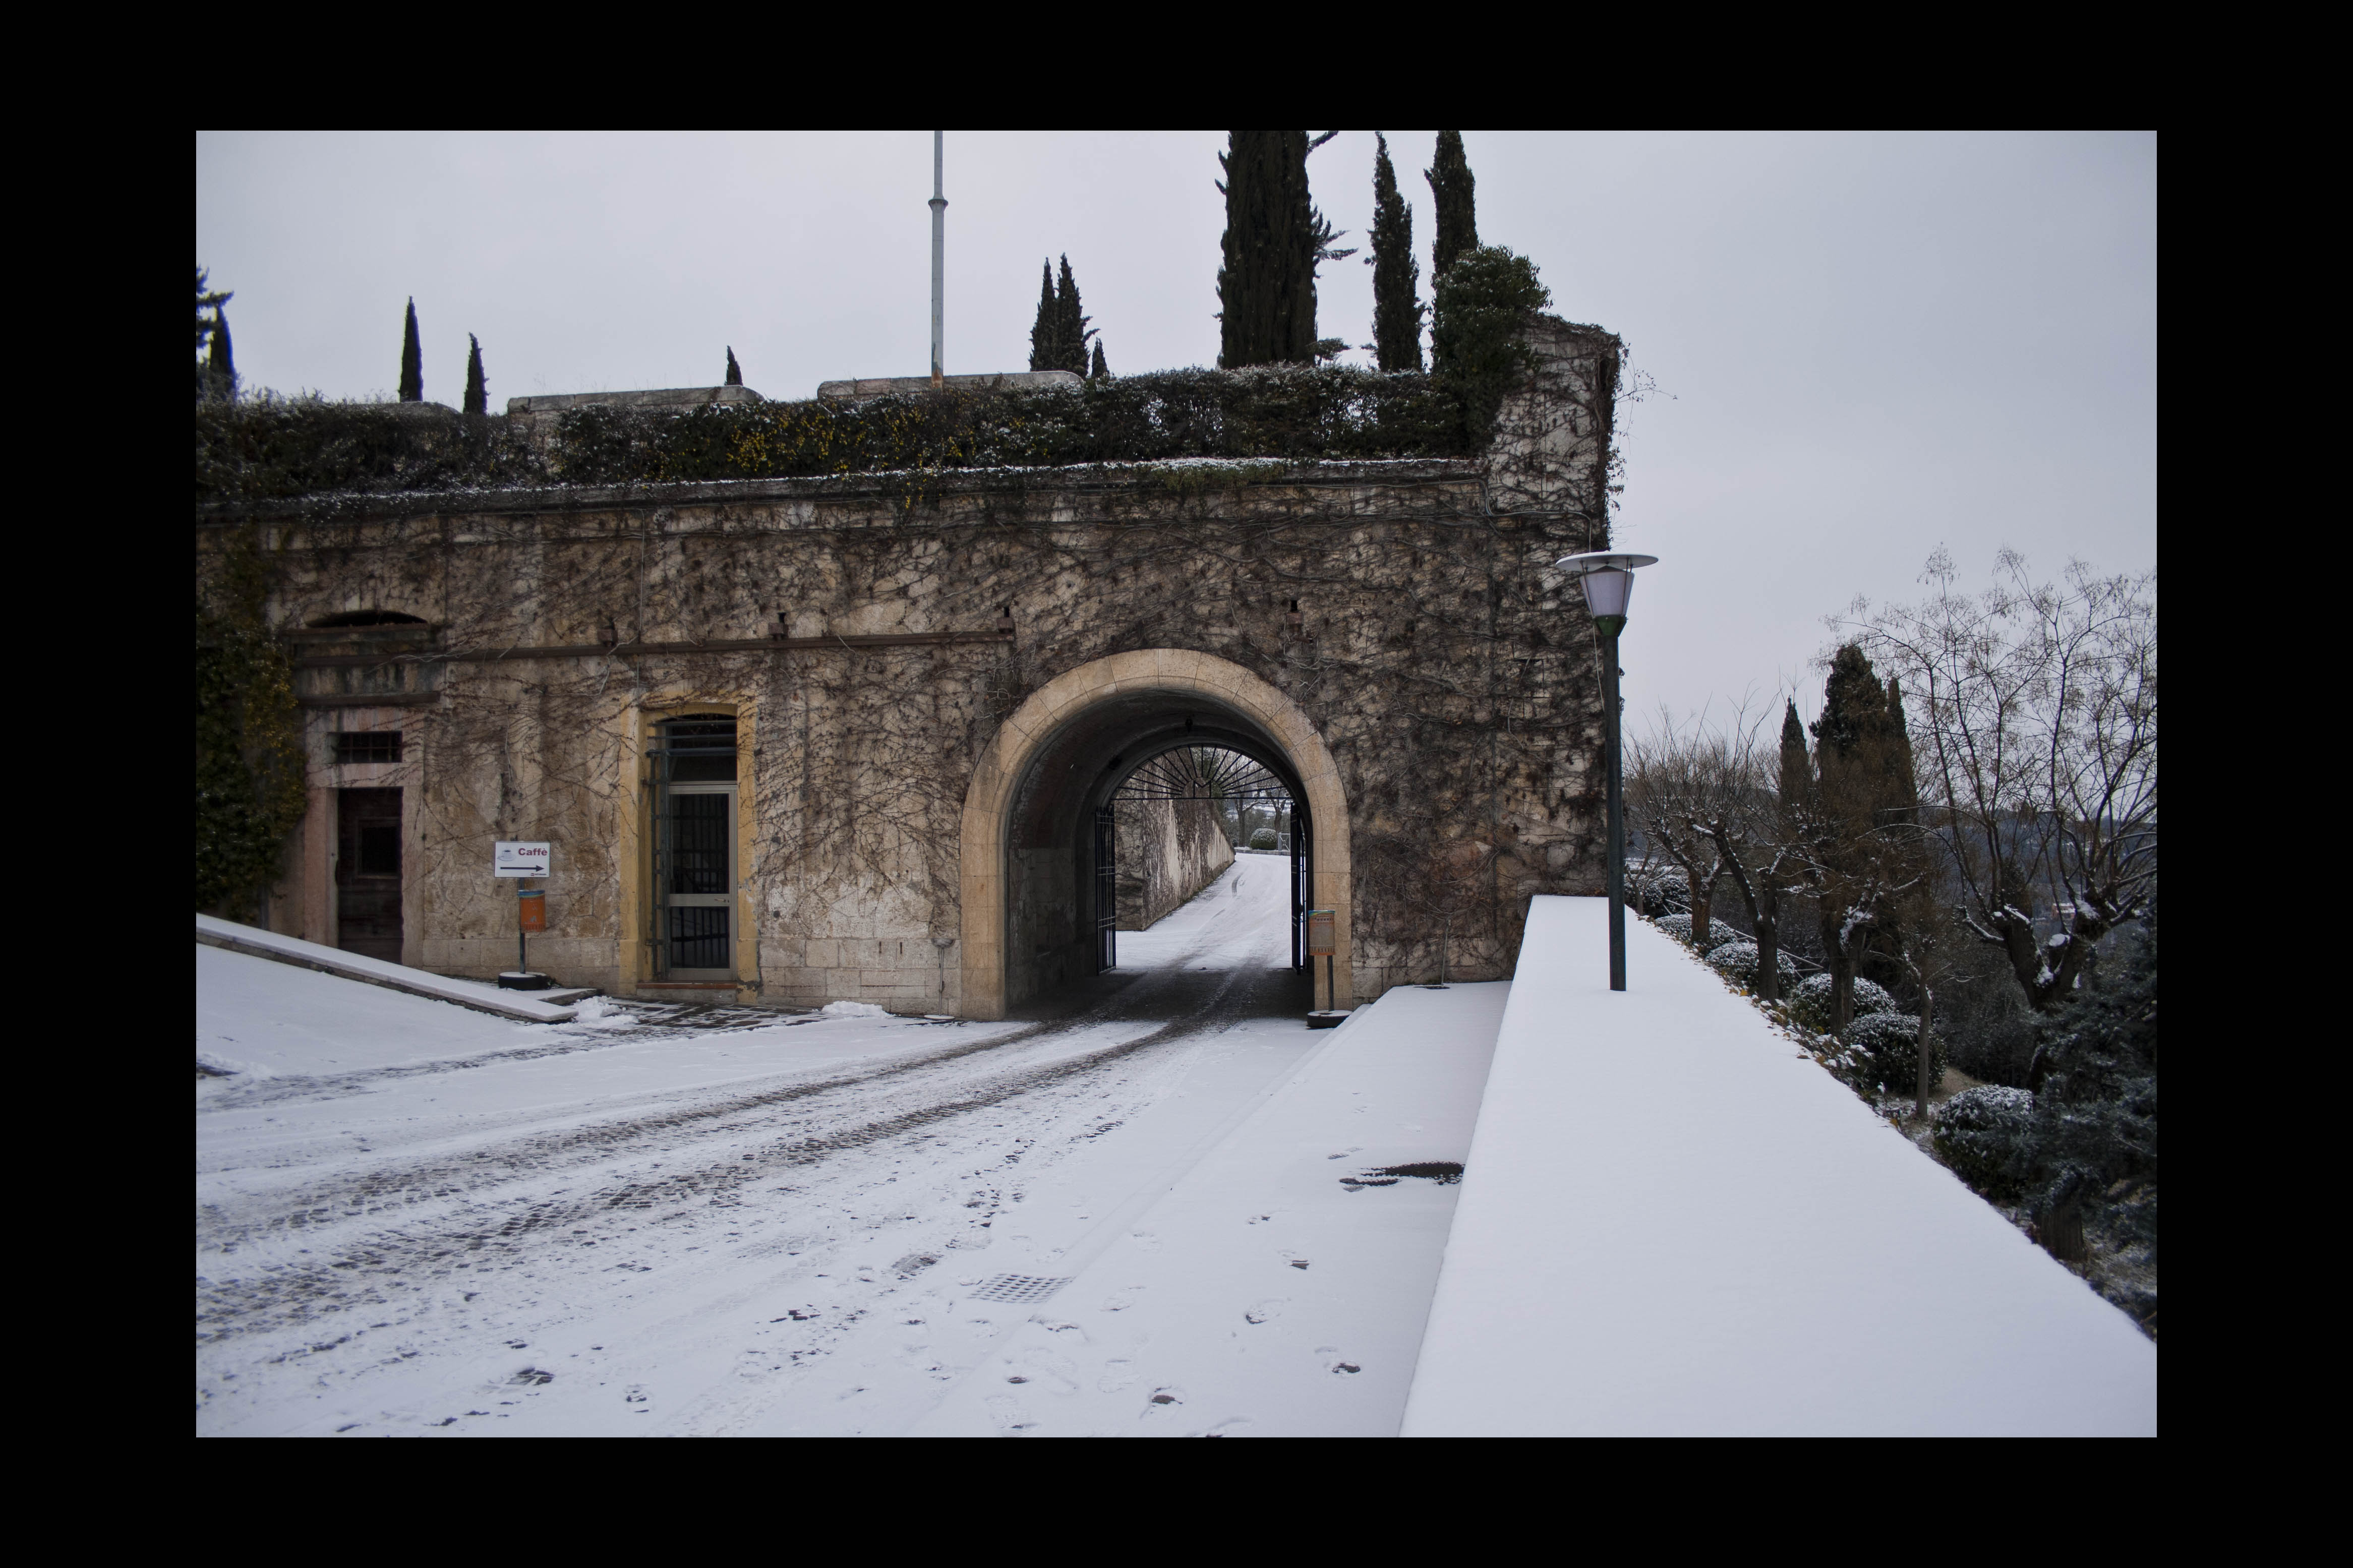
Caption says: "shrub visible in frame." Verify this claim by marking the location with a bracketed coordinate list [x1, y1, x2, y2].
[1787, 973, 1900, 1034]
[1845, 1010, 1947, 1095]
[1705, 941, 1797, 992]
[1933, 1084, 2037, 1200]
[1249, 828, 1277, 850]
[1430, 247, 1553, 445]
[1635, 868, 1690, 916]
[1655, 913, 1742, 950]
[1939, 950, 2040, 1087]
[2017, 921, 2158, 1257]
[197, 367, 1481, 504]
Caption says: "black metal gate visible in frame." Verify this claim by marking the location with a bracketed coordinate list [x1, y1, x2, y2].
[1093, 806, 1117, 972]
[1291, 805, 1310, 972]
[646, 718, 739, 980]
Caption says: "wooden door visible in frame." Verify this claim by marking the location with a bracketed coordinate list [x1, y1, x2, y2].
[336, 788, 404, 962]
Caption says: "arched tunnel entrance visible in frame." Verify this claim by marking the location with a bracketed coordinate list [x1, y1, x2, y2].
[957, 651, 1352, 1021]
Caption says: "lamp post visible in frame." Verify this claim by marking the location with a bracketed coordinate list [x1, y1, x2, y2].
[1556, 551, 1658, 991]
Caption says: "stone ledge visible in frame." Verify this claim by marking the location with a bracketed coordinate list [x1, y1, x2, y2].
[817, 371, 1080, 401]
[506, 386, 763, 416]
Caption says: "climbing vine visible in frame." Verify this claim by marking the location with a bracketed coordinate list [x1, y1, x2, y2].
[195, 524, 306, 918]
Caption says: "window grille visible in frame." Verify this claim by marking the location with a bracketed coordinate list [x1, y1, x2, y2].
[333, 731, 403, 765]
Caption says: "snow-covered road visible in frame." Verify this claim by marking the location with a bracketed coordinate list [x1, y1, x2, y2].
[196, 859, 1328, 1436]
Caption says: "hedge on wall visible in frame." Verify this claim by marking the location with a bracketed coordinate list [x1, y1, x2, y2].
[195, 367, 1488, 504]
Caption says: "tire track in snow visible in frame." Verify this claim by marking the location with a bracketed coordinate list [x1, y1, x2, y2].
[195, 969, 1263, 1345]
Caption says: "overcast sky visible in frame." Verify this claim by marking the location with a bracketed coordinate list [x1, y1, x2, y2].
[196, 131, 2155, 730]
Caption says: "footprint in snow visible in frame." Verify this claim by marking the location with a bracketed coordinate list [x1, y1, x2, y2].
[1244, 1299, 1285, 1324]
[1097, 1358, 1139, 1393]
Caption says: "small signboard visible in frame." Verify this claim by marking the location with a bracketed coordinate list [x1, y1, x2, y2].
[517, 888, 547, 932]
[1307, 908, 1335, 957]
[495, 841, 552, 878]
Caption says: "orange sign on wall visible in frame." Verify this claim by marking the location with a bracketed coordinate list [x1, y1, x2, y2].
[518, 889, 547, 933]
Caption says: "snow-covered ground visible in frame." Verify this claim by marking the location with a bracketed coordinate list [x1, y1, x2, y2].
[197, 858, 1505, 1437]
[1112, 851, 1296, 971]
[1403, 896, 2158, 1436]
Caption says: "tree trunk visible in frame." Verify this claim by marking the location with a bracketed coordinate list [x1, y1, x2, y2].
[1914, 983, 1934, 1121]
[1690, 889, 1711, 948]
[1754, 885, 1780, 1003]
[2037, 1190, 2087, 1262]
[1821, 909, 1854, 1031]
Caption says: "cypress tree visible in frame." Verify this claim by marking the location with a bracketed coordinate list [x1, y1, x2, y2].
[1779, 699, 1812, 813]
[1813, 643, 1910, 798]
[1090, 340, 1108, 380]
[195, 267, 231, 398]
[1425, 131, 1479, 281]
[463, 334, 487, 416]
[206, 304, 236, 401]
[1215, 131, 1317, 367]
[725, 347, 742, 386]
[1367, 133, 1425, 372]
[1054, 255, 1095, 374]
[398, 298, 423, 402]
[1028, 261, 1057, 372]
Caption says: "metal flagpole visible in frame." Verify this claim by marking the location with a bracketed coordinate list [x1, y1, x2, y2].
[930, 131, 947, 389]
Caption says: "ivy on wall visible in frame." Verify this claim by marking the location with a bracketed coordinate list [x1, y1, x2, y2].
[195, 525, 306, 918]
[195, 366, 1504, 505]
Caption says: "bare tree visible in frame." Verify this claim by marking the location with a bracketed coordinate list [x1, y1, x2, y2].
[1845, 552, 2156, 1011]
[1627, 711, 1735, 949]
[1629, 698, 1801, 1000]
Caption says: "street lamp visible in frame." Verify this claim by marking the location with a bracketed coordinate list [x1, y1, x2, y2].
[1556, 551, 1658, 991]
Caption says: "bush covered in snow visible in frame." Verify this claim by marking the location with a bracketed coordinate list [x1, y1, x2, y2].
[1635, 867, 1690, 916]
[1250, 828, 1278, 850]
[1654, 913, 1747, 952]
[1844, 1010, 1946, 1095]
[1933, 1084, 2037, 1199]
[1705, 941, 1797, 991]
[1787, 973, 1901, 1034]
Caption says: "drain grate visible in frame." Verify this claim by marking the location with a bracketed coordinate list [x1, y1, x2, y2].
[967, 1274, 1070, 1304]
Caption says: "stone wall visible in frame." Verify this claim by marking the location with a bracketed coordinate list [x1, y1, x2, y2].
[1114, 798, 1236, 931]
[200, 317, 1624, 1014]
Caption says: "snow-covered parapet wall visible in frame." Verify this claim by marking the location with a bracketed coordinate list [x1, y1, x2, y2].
[195, 915, 578, 1025]
[1402, 896, 2155, 1436]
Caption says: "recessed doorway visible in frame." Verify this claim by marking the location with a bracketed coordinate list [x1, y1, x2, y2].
[335, 787, 403, 962]
[650, 717, 738, 981]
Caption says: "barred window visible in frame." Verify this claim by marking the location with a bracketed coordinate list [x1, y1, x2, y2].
[333, 731, 403, 765]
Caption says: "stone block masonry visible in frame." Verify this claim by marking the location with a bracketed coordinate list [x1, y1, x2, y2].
[198, 318, 1624, 1015]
